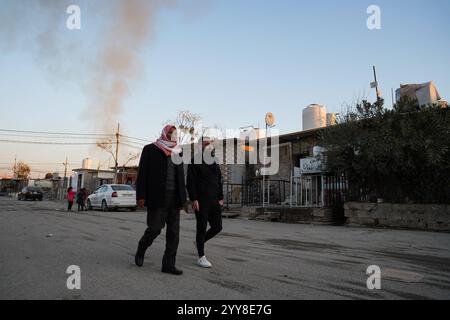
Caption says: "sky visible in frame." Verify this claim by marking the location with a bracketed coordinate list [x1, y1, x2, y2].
[0, 0, 449, 177]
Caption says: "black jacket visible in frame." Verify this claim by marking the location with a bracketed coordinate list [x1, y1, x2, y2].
[186, 157, 224, 207]
[136, 144, 187, 209]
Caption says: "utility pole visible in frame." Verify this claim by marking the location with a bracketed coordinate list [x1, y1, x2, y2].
[63, 157, 68, 188]
[372, 66, 382, 106]
[13, 156, 17, 179]
[391, 88, 395, 108]
[115, 123, 120, 184]
[262, 125, 267, 208]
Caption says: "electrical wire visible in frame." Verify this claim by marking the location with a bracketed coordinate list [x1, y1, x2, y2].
[121, 142, 144, 150]
[0, 133, 111, 140]
[119, 134, 149, 143]
[0, 139, 104, 145]
[0, 128, 114, 137]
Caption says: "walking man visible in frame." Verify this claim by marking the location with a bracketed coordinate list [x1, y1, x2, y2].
[135, 125, 186, 275]
[187, 137, 224, 268]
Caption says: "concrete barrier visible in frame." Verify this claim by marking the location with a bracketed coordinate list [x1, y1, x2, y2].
[247, 206, 336, 224]
[345, 202, 450, 231]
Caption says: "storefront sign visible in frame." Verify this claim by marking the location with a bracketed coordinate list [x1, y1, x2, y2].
[300, 157, 324, 174]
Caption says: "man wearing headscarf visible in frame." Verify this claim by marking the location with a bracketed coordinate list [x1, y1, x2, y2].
[134, 125, 186, 275]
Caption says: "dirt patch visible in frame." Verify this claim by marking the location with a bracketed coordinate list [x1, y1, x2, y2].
[226, 257, 248, 263]
[221, 232, 253, 240]
[207, 278, 253, 294]
[376, 251, 450, 272]
[264, 238, 343, 252]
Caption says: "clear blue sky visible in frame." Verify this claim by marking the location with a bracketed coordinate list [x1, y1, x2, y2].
[0, 0, 449, 177]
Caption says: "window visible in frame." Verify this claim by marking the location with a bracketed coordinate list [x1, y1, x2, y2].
[96, 186, 107, 193]
[112, 185, 134, 191]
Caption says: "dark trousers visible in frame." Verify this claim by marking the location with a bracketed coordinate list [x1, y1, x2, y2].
[77, 201, 85, 211]
[68, 201, 73, 211]
[195, 204, 223, 257]
[138, 194, 180, 268]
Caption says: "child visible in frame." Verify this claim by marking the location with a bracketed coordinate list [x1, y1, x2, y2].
[76, 189, 85, 212]
[82, 188, 89, 211]
[67, 187, 76, 211]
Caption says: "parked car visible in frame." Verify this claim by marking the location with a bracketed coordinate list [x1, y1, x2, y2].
[87, 184, 137, 212]
[18, 187, 43, 201]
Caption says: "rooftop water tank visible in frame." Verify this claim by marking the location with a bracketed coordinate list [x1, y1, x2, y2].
[303, 104, 327, 131]
[82, 158, 92, 170]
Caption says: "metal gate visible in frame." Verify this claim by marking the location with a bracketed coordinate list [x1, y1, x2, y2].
[290, 175, 323, 207]
[290, 174, 347, 208]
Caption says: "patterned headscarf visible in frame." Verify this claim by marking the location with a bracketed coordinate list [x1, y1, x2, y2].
[154, 125, 182, 156]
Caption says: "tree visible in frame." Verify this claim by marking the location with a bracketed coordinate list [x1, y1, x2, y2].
[96, 139, 140, 182]
[15, 162, 31, 180]
[167, 110, 224, 145]
[121, 152, 140, 168]
[96, 139, 117, 165]
[319, 99, 450, 204]
[167, 110, 202, 144]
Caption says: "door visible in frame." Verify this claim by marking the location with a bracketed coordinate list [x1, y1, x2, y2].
[98, 186, 109, 206]
[91, 186, 103, 207]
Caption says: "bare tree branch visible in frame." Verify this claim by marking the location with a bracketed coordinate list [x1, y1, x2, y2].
[166, 110, 203, 145]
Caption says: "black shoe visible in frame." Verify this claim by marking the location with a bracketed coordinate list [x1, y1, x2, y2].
[161, 266, 183, 275]
[135, 245, 146, 267]
[135, 254, 144, 267]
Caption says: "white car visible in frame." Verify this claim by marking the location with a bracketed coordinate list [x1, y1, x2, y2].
[87, 184, 137, 212]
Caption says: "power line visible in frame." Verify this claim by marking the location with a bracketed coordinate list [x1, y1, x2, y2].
[120, 134, 149, 143]
[0, 128, 115, 137]
[121, 142, 144, 150]
[0, 139, 106, 145]
[0, 133, 111, 140]
[0, 128, 151, 144]
[0, 162, 77, 166]
[121, 140, 146, 147]
[121, 138, 146, 146]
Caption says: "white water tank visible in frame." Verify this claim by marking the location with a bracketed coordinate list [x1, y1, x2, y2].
[82, 158, 92, 170]
[303, 104, 327, 131]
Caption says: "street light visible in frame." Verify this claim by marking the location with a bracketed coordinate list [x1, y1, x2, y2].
[262, 112, 276, 208]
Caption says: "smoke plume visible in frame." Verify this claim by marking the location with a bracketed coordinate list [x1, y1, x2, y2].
[0, 0, 176, 133]
[86, 0, 177, 133]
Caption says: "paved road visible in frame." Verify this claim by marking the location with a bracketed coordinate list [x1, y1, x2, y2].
[0, 197, 449, 300]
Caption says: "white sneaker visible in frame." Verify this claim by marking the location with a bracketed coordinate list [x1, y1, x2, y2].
[197, 256, 212, 268]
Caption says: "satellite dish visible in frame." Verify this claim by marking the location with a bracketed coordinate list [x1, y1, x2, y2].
[265, 112, 275, 127]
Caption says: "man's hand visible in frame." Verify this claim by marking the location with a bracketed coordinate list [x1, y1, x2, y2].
[219, 200, 224, 206]
[138, 199, 145, 208]
[192, 200, 200, 212]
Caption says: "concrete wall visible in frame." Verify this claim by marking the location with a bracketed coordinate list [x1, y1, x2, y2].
[249, 206, 335, 224]
[345, 202, 450, 231]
